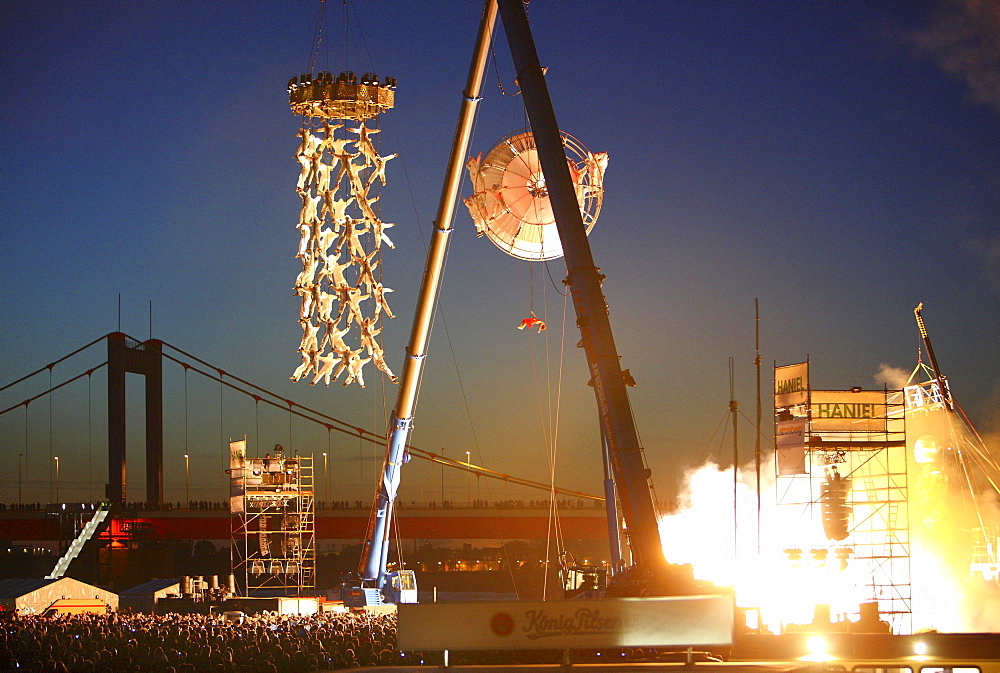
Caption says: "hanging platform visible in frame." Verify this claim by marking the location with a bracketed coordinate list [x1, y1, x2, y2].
[288, 71, 395, 121]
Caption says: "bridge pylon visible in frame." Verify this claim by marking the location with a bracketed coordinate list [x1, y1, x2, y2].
[107, 332, 163, 505]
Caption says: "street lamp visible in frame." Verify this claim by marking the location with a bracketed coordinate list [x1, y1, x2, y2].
[322, 452, 328, 508]
[184, 454, 190, 508]
[466, 451, 471, 505]
[54, 456, 59, 504]
[18, 453, 23, 506]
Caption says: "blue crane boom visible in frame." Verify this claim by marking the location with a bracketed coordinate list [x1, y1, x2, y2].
[350, 1, 499, 606]
[353, 0, 670, 605]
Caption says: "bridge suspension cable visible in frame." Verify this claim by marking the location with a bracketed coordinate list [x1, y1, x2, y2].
[1, 332, 602, 502]
[159, 345, 602, 501]
[0, 364, 107, 418]
[0, 335, 107, 394]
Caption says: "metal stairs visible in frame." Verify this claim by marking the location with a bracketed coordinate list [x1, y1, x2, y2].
[46, 503, 111, 579]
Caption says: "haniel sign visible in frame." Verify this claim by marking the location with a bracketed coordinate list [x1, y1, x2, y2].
[774, 361, 808, 408]
[810, 390, 888, 433]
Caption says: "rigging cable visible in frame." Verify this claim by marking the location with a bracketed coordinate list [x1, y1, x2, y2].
[730, 356, 738, 566]
[48, 367, 52, 502]
[184, 364, 190, 504]
[306, 0, 327, 74]
[956, 443, 987, 536]
[392, 497, 407, 579]
[88, 370, 93, 502]
[326, 427, 332, 505]
[492, 23, 536, 598]
[543, 260, 571, 297]
[754, 298, 762, 557]
[491, 43, 520, 97]
[695, 411, 731, 466]
[24, 403, 29, 503]
[340, 0, 393, 428]
[541, 290, 570, 598]
[553, 291, 572, 588]
[954, 405, 1000, 490]
[220, 370, 225, 496]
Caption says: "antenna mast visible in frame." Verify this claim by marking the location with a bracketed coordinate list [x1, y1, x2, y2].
[754, 298, 762, 555]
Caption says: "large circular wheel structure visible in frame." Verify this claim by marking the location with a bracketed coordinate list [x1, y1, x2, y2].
[468, 129, 607, 261]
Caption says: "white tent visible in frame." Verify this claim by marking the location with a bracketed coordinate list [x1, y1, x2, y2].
[0, 577, 117, 615]
[119, 578, 180, 614]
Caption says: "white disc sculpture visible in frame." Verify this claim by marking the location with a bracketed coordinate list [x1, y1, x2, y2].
[464, 130, 608, 261]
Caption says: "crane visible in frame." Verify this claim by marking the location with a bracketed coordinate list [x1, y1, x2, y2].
[914, 302, 954, 410]
[346, 0, 671, 606]
[342, 2, 498, 608]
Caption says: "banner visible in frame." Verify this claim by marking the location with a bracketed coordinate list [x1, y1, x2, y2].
[810, 390, 887, 433]
[229, 440, 246, 514]
[397, 596, 733, 651]
[774, 362, 808, 408]
[775, 420, 807, 475]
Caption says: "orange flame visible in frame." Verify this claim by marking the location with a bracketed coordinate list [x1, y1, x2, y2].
[657, 417, 1000, 636]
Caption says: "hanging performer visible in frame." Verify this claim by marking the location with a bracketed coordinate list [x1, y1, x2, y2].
[288, 65, 398, 387]
[518, 311, 546, 332]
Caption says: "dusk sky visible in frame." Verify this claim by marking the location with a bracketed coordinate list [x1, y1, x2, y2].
[2, 1, 997, 507]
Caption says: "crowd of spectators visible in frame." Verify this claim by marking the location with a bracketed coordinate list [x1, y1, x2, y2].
[0, 609, 405, 672]
[0, 502, 48, 512]
[1, 498, 614, 513]
[0, 608, 673, 672]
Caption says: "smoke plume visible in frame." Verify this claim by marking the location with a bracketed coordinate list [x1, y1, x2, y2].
[903, 0, 1000, 114]
[874, 363, 910, 389]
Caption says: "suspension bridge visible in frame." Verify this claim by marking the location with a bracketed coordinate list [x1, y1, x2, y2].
[0, 332, 606, 545]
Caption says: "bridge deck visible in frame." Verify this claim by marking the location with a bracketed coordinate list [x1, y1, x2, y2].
[0, 508, 609, 543]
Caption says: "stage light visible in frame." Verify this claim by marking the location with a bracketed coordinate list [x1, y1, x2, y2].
[810, 548, 828, 566]
[802, 635, 834, 662]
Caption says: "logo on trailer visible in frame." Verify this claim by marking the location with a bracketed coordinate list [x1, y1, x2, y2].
[490, 612, 515, 636]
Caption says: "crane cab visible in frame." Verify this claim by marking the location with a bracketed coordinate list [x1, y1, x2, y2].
[342, 569, 417, 608]
[386, 569, 417, 604]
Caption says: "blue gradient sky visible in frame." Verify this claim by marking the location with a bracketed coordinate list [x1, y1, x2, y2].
[2, 1, 997, 506]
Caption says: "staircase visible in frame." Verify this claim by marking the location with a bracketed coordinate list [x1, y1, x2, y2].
[363, 588, 384, 606]
[46, 503, 111, 579]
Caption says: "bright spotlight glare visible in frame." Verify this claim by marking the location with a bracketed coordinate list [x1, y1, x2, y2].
[800, 635, 835, 662]
[914, 641, 927, 656]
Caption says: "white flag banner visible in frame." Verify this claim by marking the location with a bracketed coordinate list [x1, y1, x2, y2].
[774, 362, 808, 408]
[776, 420, 807, 475]
[229, 440, 246, 513]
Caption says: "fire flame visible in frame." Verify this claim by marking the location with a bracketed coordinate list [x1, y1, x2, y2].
[657, 409, 1000, 634]
[658, 456, 868, 633]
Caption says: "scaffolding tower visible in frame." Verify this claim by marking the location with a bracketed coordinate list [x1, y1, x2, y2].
[903, 362, 1000, 604]
[231, 445, 316, 596]
[774, 362, 910, 633]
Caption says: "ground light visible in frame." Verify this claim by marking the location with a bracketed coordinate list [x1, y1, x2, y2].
[800, 635, 835, 662]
